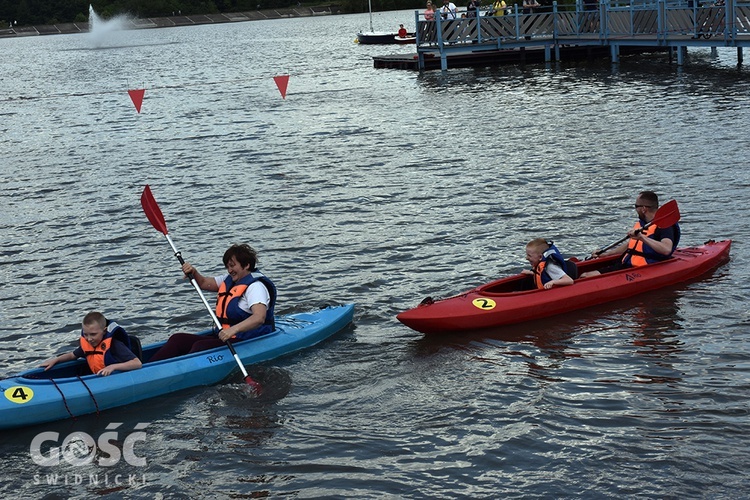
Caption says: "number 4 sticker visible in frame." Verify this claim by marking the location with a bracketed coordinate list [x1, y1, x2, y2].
[4, 386, 34, 404]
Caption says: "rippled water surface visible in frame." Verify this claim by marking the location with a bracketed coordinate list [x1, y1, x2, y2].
[1, 9, 749, 498]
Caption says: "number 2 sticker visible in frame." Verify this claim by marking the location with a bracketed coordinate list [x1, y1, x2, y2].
[4, 386, 34, 404]
[472, 298, 496, 310]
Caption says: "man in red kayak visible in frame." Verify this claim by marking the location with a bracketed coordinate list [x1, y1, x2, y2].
[581, 191, 680, 278]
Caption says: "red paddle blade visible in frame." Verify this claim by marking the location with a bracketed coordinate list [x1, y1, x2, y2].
[140, 185, 169, 235]
[244, 376, 262, 395]
[652, 199, 680, 228]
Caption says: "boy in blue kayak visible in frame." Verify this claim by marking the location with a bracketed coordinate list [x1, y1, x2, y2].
[40, 311, 142, 376]
[522, 238, 575, 289]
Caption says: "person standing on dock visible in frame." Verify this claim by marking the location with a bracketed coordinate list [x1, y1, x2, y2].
[489, 0, 507, 16]
[467, 0, 481, 18]
[522, 0, 541, 39]
[441, 0, 458, 19]
[424, 1, 436, 20]
[523, 0, 541, 13]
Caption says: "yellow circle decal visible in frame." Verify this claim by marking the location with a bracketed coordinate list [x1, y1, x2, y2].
[472, 298, 496, 310]
[4, 386, 34, 404]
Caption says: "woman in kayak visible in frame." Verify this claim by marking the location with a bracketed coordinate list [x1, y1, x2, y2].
[40, 312, 142, 376]
[149, 243, 277, 361]
[521, 238, 575, 289]
[581, 191, 680, 278]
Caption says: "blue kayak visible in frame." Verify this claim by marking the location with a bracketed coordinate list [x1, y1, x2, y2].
[0, 304, 354, 430]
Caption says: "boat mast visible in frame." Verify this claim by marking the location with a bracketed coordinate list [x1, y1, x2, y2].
[368, 0, 373, 32]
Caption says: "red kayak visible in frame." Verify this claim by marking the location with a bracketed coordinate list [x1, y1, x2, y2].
[397, 240, 731, 334]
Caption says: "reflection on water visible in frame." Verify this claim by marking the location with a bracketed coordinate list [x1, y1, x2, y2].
[411, 285, 691, 388]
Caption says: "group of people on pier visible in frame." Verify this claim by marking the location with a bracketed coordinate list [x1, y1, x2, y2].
[422, 0, 543, 20]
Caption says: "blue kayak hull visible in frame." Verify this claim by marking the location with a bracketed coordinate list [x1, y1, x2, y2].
[0, 304, 354, 430]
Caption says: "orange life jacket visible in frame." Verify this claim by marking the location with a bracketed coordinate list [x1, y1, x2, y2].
[79, 321, 132, 373]
[216, 280, 251, 330]
[622, 222, 658, 267]
[533, 244, 570, 289]
[80, 336, 114, 373]
[533, 260, 548, 289]
[215, 272, 277, 339]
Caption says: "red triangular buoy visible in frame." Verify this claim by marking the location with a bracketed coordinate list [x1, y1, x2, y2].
[128, 88, 145, 113]
[273, 75, 289, 99]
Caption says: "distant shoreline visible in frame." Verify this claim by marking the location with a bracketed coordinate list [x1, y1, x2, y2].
[0, 6, 342, 39]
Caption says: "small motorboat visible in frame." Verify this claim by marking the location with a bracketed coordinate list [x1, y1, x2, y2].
[0, 304, 354, 430]
[394, 34, 417, 44]
[397, 240, 731, 334]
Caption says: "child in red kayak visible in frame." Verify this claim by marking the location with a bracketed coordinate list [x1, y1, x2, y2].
[522, 238, 575, 289]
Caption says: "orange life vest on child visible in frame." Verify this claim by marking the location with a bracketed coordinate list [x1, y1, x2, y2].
[80, 336, 113, 373]
[79, 321, 131, 373]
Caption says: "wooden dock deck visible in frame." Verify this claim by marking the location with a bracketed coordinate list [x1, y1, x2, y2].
[373, 44, 667, 70]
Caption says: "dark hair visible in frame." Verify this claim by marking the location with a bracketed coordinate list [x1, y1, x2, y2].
[638, 190, 659, 207]
[222, 244, 258, 270]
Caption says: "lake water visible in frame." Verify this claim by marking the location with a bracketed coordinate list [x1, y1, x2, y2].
[1, 9, 749, 498]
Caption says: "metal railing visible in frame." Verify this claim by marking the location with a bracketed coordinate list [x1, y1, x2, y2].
[415, 0, 750, 46]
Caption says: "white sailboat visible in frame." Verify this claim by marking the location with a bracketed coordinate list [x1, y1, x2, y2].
[355, 0, 401, 44]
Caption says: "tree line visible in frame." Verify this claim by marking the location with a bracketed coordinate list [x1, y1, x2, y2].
[1, 0, 575, 27]
[0, 0, 431, 26]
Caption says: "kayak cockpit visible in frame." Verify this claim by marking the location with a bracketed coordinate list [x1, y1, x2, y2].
[478, 253, 650, 295]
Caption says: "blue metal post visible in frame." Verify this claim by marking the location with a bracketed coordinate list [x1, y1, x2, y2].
[552, 1, 559, 60]
[726, 0, 734, 42]
[436, 13, 448, 70]
[415, 10, 425, 70]
[657, 0, 665, 43]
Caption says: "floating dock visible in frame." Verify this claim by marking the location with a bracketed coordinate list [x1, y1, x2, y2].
[373, 45, 667, 70]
